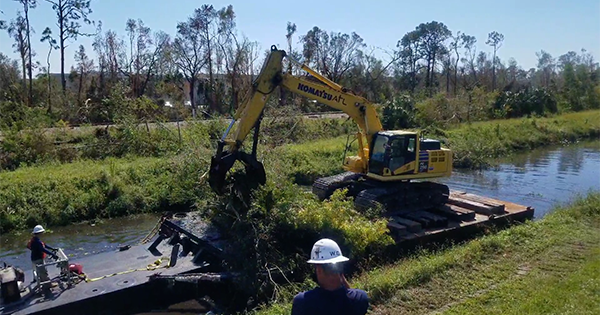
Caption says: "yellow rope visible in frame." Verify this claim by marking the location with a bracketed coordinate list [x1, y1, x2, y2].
[82, 257, 170, 283]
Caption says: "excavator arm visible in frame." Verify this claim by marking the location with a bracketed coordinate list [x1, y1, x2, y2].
[208, 45, 383, 195]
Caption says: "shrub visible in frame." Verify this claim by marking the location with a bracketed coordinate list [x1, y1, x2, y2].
[493, 87, 558, 118]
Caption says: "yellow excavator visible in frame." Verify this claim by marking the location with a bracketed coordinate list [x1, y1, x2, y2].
[208, 45, 453, 212]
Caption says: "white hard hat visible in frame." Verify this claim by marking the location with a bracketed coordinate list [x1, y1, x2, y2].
[307, 238, 349, 264]
[32, 225, 45, 234]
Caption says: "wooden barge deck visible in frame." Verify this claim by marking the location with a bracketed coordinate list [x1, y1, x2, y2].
[385, 190, 534, 245]
[0, 192, 534, 315]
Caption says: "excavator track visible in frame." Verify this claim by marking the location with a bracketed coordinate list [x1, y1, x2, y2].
[312, 171, 363, 200]
[312, 172, 450, 214]
[353, 181, 450, 213]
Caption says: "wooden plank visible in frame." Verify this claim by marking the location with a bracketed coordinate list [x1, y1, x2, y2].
[431, 204, 476, 221]
[451, 191, 505, 212]
[419, 211, 449, 227]
[391, 216, 422, 232]
[447, 196, 504, 215]
[402, 212, 432, 228]
[386, 221, 408, 236]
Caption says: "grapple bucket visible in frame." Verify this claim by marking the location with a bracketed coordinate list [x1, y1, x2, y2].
[208, 148, 266, 195]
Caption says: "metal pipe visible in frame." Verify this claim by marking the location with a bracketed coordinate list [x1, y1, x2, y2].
[221, 119, 236, 141]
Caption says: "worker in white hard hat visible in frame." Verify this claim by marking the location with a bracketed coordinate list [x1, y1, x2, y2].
[291, 238, 369, 315]
[26, 225, 58, 297]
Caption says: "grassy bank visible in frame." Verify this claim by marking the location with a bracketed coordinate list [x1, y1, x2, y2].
[0, 116, 353, 171]
[252, 192, 600, 315]
[443, 110, 600, 167]
[264, 110, 600, 185]
[1, 110, 599, 233]
[0, 151, 214, 233]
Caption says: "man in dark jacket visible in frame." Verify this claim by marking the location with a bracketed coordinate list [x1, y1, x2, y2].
[291, 238, 369, 315]
[27, 225, 58, 296]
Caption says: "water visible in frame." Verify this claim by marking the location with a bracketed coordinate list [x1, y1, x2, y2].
[440, 140, 600, 218]
[1, 141, 599, 269]
[0, 213, 161, 270]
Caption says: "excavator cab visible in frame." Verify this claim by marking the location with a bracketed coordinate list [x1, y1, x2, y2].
[367, 131, 449, 178]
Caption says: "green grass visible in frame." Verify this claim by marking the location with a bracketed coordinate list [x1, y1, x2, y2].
[251, 192, 600, 315]
[0, 116, 353, 171]
[443, 110, 600, 167]
[1, 110, 598, 233]
[0, 150, 214, 233]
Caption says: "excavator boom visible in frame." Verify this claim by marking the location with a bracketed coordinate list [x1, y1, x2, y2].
[208, 45, 452, 214]
[208, 45, 382, 194]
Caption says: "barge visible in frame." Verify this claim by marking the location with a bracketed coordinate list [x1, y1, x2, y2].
[384, 190, 534, 245]
[0, 215, 232, 315]
[0, 192, 533, 315]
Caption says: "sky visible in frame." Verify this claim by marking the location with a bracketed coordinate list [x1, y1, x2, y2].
[0, 0, 598, 74]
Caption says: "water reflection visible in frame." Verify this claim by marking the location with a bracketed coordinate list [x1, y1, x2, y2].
[441, 140, 600, 219]
[0, 213, 160, 269]
[557, 145, 585, 175]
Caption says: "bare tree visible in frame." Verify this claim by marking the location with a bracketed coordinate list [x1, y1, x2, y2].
[219, 34, 256, 114]
[45, 0, 95, 97]
[93, 29, 124, 99]
[486, 31, 504, 90]
[119, 19, 167, 97]
[285, 22, 296, 73]
[194, 4, 235, 113]
[41, 27, 58, 113]
[277, 22, 298, 107]
[173, 10, 208, 118]
[301, 27, 365, 82]
[460, 34, 477, 85]
[536, 50, 555, 88]
[450, 31, 462, 95]
[15, 0, 36, 106]
[7, 13, 28, 105]
[74, 44, 93, 106]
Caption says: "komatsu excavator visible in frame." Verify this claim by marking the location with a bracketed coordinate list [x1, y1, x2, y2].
[208, 45, 453, 212]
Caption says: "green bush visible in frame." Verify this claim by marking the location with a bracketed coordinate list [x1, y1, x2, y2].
[380, 94, 416, 129]
[493, 87, 558, 118]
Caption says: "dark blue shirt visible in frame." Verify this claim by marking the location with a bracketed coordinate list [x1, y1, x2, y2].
[291, 286, 369, 315]
[28, 236, 56, 261]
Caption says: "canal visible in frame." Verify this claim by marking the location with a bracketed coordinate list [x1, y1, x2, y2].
[2, 140, 599, 270]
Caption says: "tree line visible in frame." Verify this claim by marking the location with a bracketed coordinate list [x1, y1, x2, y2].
[1, 1, 599, 128]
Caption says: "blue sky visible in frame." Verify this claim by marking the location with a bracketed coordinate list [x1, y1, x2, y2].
[0, 0, 598, 73]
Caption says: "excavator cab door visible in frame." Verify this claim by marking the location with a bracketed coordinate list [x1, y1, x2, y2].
[369, 133, 418, 176]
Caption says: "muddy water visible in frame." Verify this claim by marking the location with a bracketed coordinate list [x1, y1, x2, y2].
[1, 141, 599, 270]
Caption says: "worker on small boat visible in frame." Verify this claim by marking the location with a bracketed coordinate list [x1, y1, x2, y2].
[27, 225, 58, 296]
[291, 238, 369, 315]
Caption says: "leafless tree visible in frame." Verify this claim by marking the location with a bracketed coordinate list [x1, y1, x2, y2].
[7, 13, 29, 105]
[173, 9, 208, 118]
[73, 44, 93, 106]
[45, 0, 95, 98]
[15, 0, 36, 106]
[486, 31, 504, 90]
[301, 27, 365, 83]
[41, 27, 58, 112]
